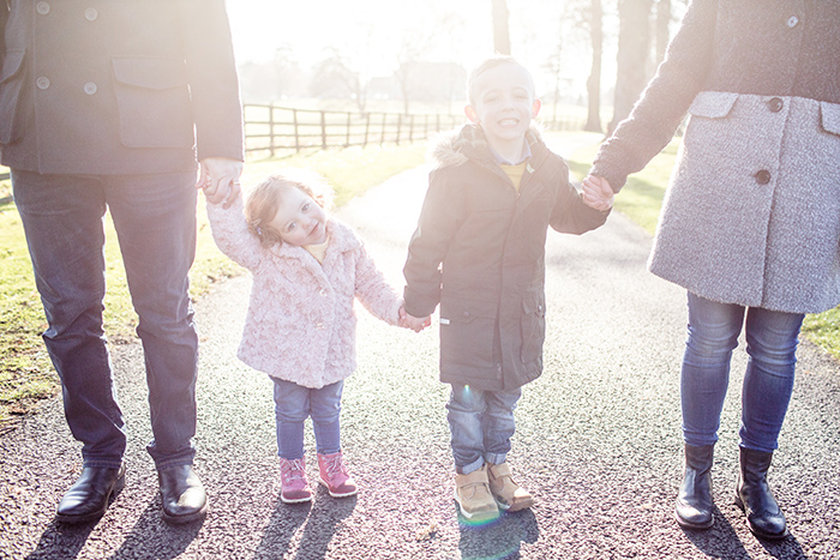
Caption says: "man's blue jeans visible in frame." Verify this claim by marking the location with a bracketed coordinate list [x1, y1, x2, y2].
[681, 292, 804, 453]
[447, 384, 521, 474]
[272, 378, 343, 460]
[12, 170, 199, 470]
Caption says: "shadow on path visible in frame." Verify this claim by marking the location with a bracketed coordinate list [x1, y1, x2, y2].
[255, 487, 357, 560]
[458, 508, 539, 560]
[682, 505, 808, 559]
[105, 500, 204, 560]
[24, 520, 94, 560]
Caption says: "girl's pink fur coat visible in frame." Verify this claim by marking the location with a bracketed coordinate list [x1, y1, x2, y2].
[207, 198, 403, 389]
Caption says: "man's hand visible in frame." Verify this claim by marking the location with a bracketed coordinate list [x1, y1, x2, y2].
[198, 157, 243, 208]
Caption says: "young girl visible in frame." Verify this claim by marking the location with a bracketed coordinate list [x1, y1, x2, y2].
[204, 170, 424, 503]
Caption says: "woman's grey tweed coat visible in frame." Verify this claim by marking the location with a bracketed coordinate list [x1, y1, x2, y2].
[591, 0, 840, 314]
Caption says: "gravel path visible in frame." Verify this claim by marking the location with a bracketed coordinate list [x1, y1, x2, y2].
[2, 142, 839, 559]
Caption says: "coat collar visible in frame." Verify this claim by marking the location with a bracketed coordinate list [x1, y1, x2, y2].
[430, 123, 548, 171]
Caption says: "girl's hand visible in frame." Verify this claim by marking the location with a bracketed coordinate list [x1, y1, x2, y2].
[399, 306, 431, 332]
[581, 174, 614, 212]
[198, 157, 243, 208]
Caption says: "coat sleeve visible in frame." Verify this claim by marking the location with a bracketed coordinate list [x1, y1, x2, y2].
[402, 168, 465, 317]
[206, 195, 263, 270]
[353, 240, 402, 326]
[177, 0, 244, 162]
[549, 179, 610, 235]
[591, 0, 717, 191]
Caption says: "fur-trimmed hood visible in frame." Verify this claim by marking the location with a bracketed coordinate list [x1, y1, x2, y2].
[429, 123, 546, 169]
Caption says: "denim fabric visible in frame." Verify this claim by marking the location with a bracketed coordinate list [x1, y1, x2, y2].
[446, 384, 521, 474]
[681, 292, 804, 452]
[12, 170, 199, 469]
[272, 378, 343, 460]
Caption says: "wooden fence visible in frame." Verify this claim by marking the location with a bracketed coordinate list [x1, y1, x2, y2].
[244, 104, 466, 159]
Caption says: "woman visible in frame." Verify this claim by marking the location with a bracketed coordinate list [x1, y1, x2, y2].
[584, 0, 840, 540]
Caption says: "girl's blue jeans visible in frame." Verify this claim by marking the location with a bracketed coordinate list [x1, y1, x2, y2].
[272, 377, 343, 460]
[447, 384, 521, 474]
[681, 292, 804, 453]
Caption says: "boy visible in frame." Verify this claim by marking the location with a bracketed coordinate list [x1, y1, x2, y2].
[402, 56, 614, 520]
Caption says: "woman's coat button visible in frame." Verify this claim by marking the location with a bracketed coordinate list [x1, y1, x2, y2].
[754, 170, 772, 185]
[767, 97, 783, 113]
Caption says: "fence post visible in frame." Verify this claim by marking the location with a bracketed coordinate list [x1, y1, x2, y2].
[345, 112, 351, 147]
[396, 113, 402, 145]
[408, 114, 414, 143]
[436, 114, 441, 133]
[380, 113, 386, 146]
[268, 106, 276, 158]
[293, 108, 300, 153]
[424, 114, 429, 139]
[363, 113, 370, 148]
[320, 111, 327, 150]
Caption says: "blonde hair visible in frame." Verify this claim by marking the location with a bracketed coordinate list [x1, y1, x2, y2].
[466, 55, 535, 105]
[245, 170, 334, 248]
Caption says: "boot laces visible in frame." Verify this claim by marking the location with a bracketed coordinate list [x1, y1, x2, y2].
[322, 454, 347, 478]
[281, 458, 305, 482]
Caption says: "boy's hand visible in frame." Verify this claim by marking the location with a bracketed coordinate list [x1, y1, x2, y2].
[581, 174, 614, 212]
[399, 306, 431, 332]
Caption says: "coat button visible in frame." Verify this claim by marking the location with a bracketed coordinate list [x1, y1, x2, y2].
[36, 76, 50, 90]
[767, 97, 783, 112]
[84, 8, 99, 21]
[83, 82, 98, 95]
[36, 2, 50, 15]
[754, 170, 771, 185]
[787, 15, 799, 28]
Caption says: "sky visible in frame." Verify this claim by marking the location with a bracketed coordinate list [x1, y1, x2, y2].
[225, 0, 604, 99]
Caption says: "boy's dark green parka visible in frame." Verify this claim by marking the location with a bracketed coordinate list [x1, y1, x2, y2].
[403, 124, 609, 391]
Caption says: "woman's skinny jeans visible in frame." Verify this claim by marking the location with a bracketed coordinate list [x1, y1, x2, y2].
[681, 292, 804, 453]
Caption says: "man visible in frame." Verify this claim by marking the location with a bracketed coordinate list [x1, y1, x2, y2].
[0, 0, 243, 524]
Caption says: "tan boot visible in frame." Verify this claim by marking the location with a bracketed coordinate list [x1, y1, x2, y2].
[454, 464, 499, 520]
[488, 462, 534, 512]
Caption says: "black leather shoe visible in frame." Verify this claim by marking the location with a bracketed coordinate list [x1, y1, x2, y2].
[158, 464, 208, 524]
[56, 464, 126, 524]
[735, 447, 788, 540]
[675, 443, 715, 529]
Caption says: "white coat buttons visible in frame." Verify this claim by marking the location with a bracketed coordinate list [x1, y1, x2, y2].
[36, 2, 50, 15]
[84, 8, 99, 21]
[36, 76, 50, 90]
[83, 82, 98, 95]
[787, 15, 799, 28]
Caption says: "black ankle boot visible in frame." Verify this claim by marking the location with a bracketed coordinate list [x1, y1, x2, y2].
[735, 447, 787, 540]
[675, 443, 715, 529]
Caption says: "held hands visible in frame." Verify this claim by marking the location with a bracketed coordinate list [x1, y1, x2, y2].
[398, 306, 431, 333]
[581, 174, 614, 212]
[197, 157, 244, 208]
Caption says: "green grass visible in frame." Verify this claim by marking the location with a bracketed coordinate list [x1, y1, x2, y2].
[0, 143, 426, 426]
[560, 131, 840, 362]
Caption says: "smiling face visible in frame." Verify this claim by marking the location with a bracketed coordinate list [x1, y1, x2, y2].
[267, 186, 328, 247]
[465, 61, 540, 153]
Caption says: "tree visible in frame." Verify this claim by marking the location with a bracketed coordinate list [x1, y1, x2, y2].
[492, 0, 511, 54]
[310, 49, 368, 113]
[584, 0, 604, 132]
[654, 0, 672, 65]
[608, 0, 653, 135]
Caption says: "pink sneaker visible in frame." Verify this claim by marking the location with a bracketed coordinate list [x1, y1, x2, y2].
[279, 457, 312, 504]
[317, 452, 358, 498]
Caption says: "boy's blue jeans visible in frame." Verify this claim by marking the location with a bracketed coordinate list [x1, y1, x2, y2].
[681, 292, 804, 453]
[272, 378, 343, 460]
[12, 169, 199, 470]
[447, 384, 521, 474]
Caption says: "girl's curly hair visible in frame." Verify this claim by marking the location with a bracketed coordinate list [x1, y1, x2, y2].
[244, 169, 334, 248]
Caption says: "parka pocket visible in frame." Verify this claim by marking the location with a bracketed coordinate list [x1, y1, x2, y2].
[439, 299, 498, 370]
[820, 101, 840, 138]
[0, 50, 27, 144]
[520, 295, 546, 365]
[687, 91, 738, 119]
[112, 57, 194, 149]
